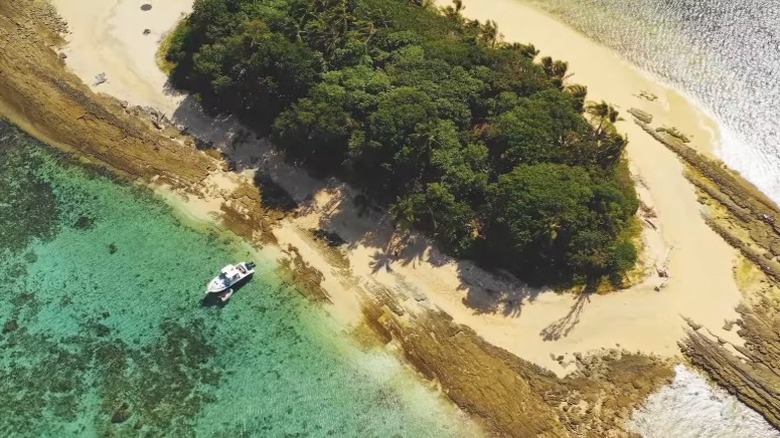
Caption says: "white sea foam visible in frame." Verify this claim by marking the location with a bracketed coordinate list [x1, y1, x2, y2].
[628, 365, 780, 438]
[717, 122, 780, 203]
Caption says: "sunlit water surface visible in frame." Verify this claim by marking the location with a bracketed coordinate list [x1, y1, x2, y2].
[525, 0, 780, 203]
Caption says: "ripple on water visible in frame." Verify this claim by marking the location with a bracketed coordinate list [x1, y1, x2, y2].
[0, 123, 480, 437]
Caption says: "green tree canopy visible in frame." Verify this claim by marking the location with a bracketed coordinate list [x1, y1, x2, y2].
[167, 0, 640, 286]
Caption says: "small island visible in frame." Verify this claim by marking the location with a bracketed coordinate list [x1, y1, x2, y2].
[165, 0, 639, 288]
[2, 0, 780, 435]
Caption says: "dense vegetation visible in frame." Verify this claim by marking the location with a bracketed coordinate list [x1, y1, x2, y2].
[166, 0, 639, 286]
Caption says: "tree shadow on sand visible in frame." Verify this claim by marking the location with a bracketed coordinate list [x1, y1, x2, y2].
[539, 288, 593, 341]
[458, 266, 543, 318]
[369, 250, 394, 273]
[162, 91, 572, 325]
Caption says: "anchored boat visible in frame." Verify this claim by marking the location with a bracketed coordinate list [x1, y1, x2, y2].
[206, 261, 256, 301]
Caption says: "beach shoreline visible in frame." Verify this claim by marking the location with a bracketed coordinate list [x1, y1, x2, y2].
[4, 0, 780, 434]
[47, 0, 744, 376]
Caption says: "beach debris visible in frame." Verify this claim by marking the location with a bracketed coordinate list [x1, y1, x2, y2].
[640, 202, 658, 229]
[142, 29, 151, 36]
[311, 228, 346, 247]
[639, 201, 657, 217]
[144, 106, 166, 129]
[655, 245, 673, 279]
[93, 72, 107, 86]
[111, 403, 132, 424]
[636, 90, 658, 102]
[141, 4, 152, 11]
[656, 126, 691, 143]
[627, 107, 653, 124]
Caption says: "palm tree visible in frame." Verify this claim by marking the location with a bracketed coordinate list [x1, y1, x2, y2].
[585, 100, 622, 138]
[480, 20, 499, 48]
[453, 0, 464, 13]
[540, 56, 569, 89]
[565, 84, 588, 112]
[444, 0, 465, 21]
[389, 196, 417, 231]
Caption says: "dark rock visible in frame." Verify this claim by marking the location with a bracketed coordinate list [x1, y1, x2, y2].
[108, 243, 117, 254]
[140, 4, 152, 11]
[95, 324, 111, 337]
[111, 403, 131, 424]
[3, 319, 18, 333]
[142, 29, 150, 36]
[23, 250, 38, 263]
[628, 108, 653, 124]
[74, 215, 95, 230]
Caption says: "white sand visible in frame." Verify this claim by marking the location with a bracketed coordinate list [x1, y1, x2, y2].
[52, 0, 745, 376]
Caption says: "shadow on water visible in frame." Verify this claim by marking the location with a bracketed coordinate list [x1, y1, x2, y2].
[200, 274, 253, 308]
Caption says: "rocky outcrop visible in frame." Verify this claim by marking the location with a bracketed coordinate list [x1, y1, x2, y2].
[362, 294, 672, 437]
[630, 115, 780, 431]
[0, 1, 214, 187]
[0, 1, 282, 245]
[680, 302, 780, 429]
[111, 403, 131, 424]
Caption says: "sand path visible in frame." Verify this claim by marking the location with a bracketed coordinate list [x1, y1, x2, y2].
[52, 0, 744, 375]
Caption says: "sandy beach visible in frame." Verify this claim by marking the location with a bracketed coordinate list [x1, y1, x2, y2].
[49, 0, 746, 376]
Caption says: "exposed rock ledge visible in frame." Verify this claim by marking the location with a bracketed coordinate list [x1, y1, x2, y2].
[630, 114, 780, 430]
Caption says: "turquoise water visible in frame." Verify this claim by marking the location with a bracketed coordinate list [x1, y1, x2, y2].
[0, 121, 479, 437]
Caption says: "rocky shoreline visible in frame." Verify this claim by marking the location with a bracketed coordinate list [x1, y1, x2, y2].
[3, 0, 779, 436]
[630, 115, 780, 430]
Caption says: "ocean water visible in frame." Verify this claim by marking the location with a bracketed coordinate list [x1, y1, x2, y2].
[0, 121, 480, 437]
[628, 365, 780, 438]
[524, 0, 780, 204]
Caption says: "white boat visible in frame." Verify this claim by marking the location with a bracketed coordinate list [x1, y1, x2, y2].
[206, 262, 256, 299]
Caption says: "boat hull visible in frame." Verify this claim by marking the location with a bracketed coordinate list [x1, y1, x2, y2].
[206, 273, 253, 294]
[205, 262, 256, 295]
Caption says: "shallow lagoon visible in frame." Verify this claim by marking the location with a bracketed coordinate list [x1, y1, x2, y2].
[0, 122, 478, 437]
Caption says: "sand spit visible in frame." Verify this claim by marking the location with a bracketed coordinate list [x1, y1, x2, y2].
[629, 114, 780, 430]
[3, 0, 779, 434]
